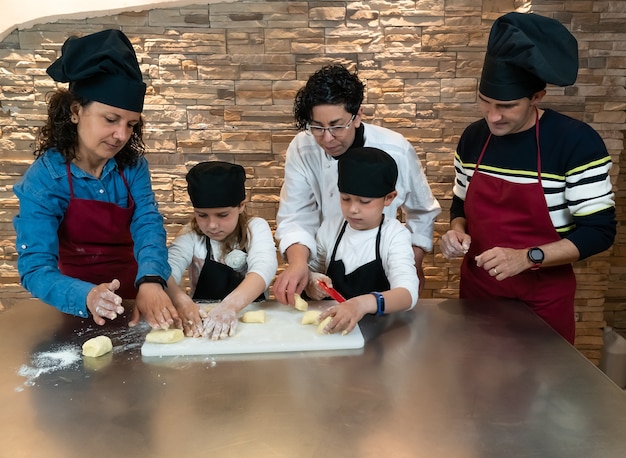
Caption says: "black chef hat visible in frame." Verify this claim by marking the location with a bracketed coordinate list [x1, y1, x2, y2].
[338, 147, 398, 198]
[479, 12, 579, 101]
[186, 161, 246, 208]
[47, 29, 146, 112]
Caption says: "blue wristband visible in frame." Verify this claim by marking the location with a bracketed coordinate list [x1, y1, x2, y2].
[370, 292, 385, 316]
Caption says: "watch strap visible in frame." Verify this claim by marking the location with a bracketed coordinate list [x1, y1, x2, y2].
[370, 291, 385, 316]
[135, 275, 167, 289]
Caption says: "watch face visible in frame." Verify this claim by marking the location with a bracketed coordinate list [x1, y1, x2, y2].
[529, 248, 544, 263]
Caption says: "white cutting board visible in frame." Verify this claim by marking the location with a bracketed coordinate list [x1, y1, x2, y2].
[141, 301, 364, 357]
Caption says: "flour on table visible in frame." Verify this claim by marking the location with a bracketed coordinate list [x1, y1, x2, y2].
[16, 345, 81, 391]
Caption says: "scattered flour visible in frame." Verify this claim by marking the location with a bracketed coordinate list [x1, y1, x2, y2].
[17, 345, 81, 390]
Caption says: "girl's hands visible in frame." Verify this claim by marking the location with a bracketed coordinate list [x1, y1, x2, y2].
[202, 304, 238, 340]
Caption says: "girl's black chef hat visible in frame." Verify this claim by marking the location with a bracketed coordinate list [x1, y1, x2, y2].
[186, 161, 246, 208]
[479, 12, 579, 101]
[47, 29, 146, 113]
[338, 147, 398, 198]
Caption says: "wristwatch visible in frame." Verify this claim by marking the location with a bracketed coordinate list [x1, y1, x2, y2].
[527, 247, 544, 271]
[370, 292, 385, 316]
[135, 275, 167, 289]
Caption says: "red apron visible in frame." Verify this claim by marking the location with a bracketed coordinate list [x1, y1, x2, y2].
[460, 110, 576, 343]
[57, 163, 138, 299]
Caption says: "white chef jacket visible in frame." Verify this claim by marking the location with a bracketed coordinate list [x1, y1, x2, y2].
[275, 122, 441, 258]
[168, 217, 278, 296]
[310, 215, 419, 308]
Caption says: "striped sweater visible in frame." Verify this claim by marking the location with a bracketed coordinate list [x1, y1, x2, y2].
[450, 109, 616, 260]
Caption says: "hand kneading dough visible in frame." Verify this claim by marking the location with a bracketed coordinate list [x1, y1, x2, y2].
[82, 335, 113, 357]
[317, 316, 332, 334]
[145, 328, 185, 344]
[242, 310, 265, 323]
[294, 293, 308, 311]
[301, 310, 321, 325]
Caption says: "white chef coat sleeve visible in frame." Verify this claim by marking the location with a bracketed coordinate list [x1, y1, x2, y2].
[244, 217, 279, 288]
[394, 141, 441, 253]
[274, 137, 319, 259]
[381, 219, 419, 308]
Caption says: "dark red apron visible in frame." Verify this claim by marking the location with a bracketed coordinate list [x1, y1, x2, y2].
[57, 163, 138, 299]
[460, 110, 576, 343]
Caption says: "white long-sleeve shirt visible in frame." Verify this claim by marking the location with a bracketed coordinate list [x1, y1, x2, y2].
[275, 122, 441, 258]
[310, 215, 419, 309]
[168, 217, 278, 296]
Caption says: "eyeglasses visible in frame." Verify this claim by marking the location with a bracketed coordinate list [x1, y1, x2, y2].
[305, 115, 356, 138]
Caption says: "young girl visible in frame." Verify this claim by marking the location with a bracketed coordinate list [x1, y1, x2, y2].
[305, 147, 419, 335]
[166, 161, 278, 340]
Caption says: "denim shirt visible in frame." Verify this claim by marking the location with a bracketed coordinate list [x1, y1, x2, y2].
[13, 149, 171, 318]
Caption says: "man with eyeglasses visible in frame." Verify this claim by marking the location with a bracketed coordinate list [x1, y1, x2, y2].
[274, 64, 441, 307]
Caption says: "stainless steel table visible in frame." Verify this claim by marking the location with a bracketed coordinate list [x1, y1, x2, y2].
[1, 298, 625, 458]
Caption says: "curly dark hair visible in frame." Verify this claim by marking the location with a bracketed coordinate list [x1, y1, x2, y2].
[35, 88, 145, 169]
[293, 64, 365, 131]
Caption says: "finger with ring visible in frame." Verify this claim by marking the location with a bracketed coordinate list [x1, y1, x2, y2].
[493, 267, 498, 275]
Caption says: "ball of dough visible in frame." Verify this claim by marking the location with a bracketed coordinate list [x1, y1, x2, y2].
[241, 310, 265, 323]
[294, 293, 308, 311]
[301, 310, 321, 325]
[82, 335, 113, 357]
[145, 328, 185, 344]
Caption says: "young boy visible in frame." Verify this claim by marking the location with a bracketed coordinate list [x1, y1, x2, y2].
[305, 146, 418, 335]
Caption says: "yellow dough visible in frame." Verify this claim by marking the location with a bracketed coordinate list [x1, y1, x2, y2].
[82, 335, 113, 357]
[294, 293, 308, 311]
[145, 328, 185, 344]
[317, 316, 332, 334]
[301, 310, 321, 325]
[242, 310, 266, 323]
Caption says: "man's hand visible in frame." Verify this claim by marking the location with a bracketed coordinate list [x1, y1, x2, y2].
[440, 229, 471, 259]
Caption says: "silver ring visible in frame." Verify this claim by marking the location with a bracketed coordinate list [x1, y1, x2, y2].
[493, 267, 498, 275]
[95, 306, 102, 315]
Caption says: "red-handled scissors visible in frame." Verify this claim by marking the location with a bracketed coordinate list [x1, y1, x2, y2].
[317, 280, 346, 303]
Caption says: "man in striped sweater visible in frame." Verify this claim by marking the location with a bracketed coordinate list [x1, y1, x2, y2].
[439, 12, 616, 343]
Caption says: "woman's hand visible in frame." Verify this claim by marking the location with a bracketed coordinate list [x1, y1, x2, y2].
[129, 282, 179, 329]
[304, 272, 332, 300]
[86, 279, 124, 326]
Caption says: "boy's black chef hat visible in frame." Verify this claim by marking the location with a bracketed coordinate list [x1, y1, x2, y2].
[338, 147, 398, 198]
[46, 29, 146, 112]
[186, 161, 246, 208]
[479, 12, 579, 101]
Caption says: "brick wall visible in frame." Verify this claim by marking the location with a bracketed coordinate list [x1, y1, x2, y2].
[0, 0, 624, 362]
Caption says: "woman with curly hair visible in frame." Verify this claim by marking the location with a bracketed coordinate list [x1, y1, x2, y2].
[273, 64, 440, 306]
[13, 29, 178, 330]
